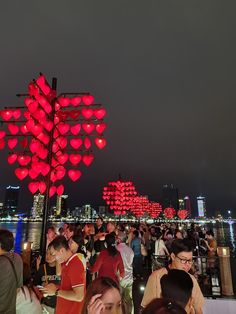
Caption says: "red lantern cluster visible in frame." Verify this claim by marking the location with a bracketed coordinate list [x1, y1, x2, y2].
[164, 207, 176, 219]
[177, 209, 188, 220]
[0, 74, 107, 196]
[130, 195, 150, 217]
[102, 180, 138, 215]
[147, 202, 162, 218]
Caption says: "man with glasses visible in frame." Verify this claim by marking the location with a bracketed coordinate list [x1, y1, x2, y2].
[141, 239, 205, 314]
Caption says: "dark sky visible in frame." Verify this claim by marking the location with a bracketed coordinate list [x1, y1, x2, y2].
[0, 1, 236, 216]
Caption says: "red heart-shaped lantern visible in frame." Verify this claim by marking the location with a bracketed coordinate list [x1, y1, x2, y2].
[58, 97, 70, 107]
[8, 138, 18, 149]
[20, 125, 28, 135]
[84, 137, 91, 149]
[70, 124, 81, 135]
[81, 108, 93, 119]
[57, 153, 69, 165]
[0, 131, 6, 139]
[39, 181, 47, 194]
[20, 138, 28, 149]
[8, 123, 19, 135]
[70, 138, 83, 149]
[12, 109, 21, 120]
[94, 108, 106, 119]
[70, 110, 81, 120]
[177, 209, 188, 220]
[58, 123, 70, 135]
[49, 186, 57, 197]
[82, 123, 95, 134]
[82, 154, 94, 166]
[18, 155, 31, 166]
[69, 154, 81, 166]
[68, 169, 82, 182]
[0, 139, 5, 150]
[30, 140, 41, 153]
[41, 163, 51, 176]
[27, 100, 38, 113]
[37, 132, 50, 145]
[57, 185, 64, 196]
[164, 207, 176, 219]
[28, 182, 39, 194]
[95, 137, 107, 149]
[55, 166, 66, 180]
[70, 96, 81, 106]
[96, 123, 106, 134]
[7, 153, 17, 164]
[56, 137, 68, 149]
[29, 169, 39, 179]
[15, 168, 28, 180]
[82, 95, 94, 106]
[37, 147, 48, 159]
[1, 110, 12, 121]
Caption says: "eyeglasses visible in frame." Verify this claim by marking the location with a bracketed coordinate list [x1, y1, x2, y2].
[176, 255, 193, 265]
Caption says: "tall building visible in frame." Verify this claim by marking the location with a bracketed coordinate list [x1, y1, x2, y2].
[184, 196, 192, 218]
[56, 195, 68, 217]
[197, 196, 206, 218]
[3, 185, 20, 216]
[179, 199, 185, 209]
[31, 193, 45, 218]
[162, 184, 179, 210]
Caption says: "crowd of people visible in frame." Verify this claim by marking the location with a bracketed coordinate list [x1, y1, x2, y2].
[0, 218, 218, 314]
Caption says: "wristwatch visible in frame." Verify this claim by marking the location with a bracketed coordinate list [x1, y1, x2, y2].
[55, 289, 60, 296]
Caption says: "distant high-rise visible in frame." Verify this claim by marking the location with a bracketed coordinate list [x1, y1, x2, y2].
[31, 193, 44, 218]
[179, 199, 184, 209]
[184, 196, 192, 218]
[56, 195, 68, 217]
[197, 196, 206, 217]
[162, 184, 179, 210]
[3, 185, 20, 216]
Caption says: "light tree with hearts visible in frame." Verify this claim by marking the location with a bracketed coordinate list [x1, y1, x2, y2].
[0, 73, 107, 254]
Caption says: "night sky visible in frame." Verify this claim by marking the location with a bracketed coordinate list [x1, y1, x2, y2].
[0, 1, 236, 216]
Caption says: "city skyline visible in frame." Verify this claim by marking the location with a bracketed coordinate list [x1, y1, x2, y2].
[0, 2, 236, 216]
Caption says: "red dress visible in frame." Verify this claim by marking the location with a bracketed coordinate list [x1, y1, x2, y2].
[90, 250, 125, 283]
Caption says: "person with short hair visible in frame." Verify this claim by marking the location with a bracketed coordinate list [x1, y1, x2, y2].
[0, 229, 23, 314]
[41, 235, 86, 314]
[142, 298, 187, 314]
[141, 239, 205, 314]
[160, 269, 193, 313]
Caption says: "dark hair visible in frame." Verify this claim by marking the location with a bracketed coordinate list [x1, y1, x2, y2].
[142, 298, 186, 314]
[97, 216, 104, 222]
[170, 239, 193, 255]
[160, 269, 193, 308]
[46, 225, 56, 233]
[105, 233, 118, 257]
[48, 235, 69, 251]
[0, 229, 14, 252]
[81, 277, 122, 314]
[206, 230, 214, 237]
[71, 234, 86, 255]
[133, 230, 139, 238]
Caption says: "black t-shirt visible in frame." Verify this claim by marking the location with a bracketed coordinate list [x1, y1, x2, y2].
[33, 263, 60, 308]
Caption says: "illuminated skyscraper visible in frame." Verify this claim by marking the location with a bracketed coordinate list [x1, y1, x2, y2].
[3, 185, 20, 216]
[184, 196, 192, 218]
[179, 199, 184, 209]
[56, 195, 68, 217]
[162, 184, 179, 210]
[32, 193, 45, 218]
[197, 196, 206, 217]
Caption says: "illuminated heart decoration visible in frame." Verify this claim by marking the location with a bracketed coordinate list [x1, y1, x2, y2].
[70, 138, 83, 149]
[84, 137, 91, 149]
[7, 153, 17, 164]
[94, 108, 106, 119]
[50, 171, 57, 182]
[164, 207, 176, 219]
[82, 123, 95, 134]
[29, 169, 39, 179]
[55, 166, 66, 180]
[26, 119, 35, 131]
[37, 132, 50, 145]
[20, 138, 28, 149]
[95, 137, 107, 150]
[58, 97, 70, 107]
[30, 141, 41, 153]
[69, 154, 81, 166]
[31, 124, 43, 136]
[57, 137, 68, 149]
[8, 123, 19, 135]
[57, 111, 68, 121]
[31, 162, 42, 174]
[28, 182, 39, 194]
[49, 186, 57, 197]
[68, 169, 82, 182]
[23, 111, 31, 120]
[0, 139, 5, 150]
[36, 74, 51, 95]
[0, 131, 6, 139]
[177, 209, 188, 220]
[41, 163, 50, 176]
[8, 138, 18, 149]
[81, 108, 93, 119]
[18, 155, 31, 166]
[39, 181, 47, 194]
[96, 123, 107, 134]
[25, 98, 33, 107]
[57, 153, 69, 165]
[82, 95, 94, 106]
[27, 100, 38, 113]
[71, 96, 81, 106]
[57, 185, 64, 196]
[55, 102, 61, 111]
[1, 110, 12, 121]
[58, 123, 70, 135]
[52, 142, 59, 153]
[43, 120, 53, 132]
[70, 110, 81, 120]
[37, 95, 51, 113]
[20, 125, 28, 134]
[15, 168, 28, 180]
[70, 124, 81, 135]
[33, 109, 46, 120]
[51, 158, 59, 168]
[28, 82, 40, 97]
[37, 148, 48, 160]
[12, 109, 21, 120]
[82, 154, 94, 166]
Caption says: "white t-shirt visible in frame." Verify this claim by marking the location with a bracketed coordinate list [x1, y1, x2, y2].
[155, 239, 168, 255]
[16, 286, 42, 314]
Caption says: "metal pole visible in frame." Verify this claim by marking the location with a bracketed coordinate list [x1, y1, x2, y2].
[40, 77, 57, 258]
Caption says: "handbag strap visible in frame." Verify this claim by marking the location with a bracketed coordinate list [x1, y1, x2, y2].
[0, 254, 18, 286]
